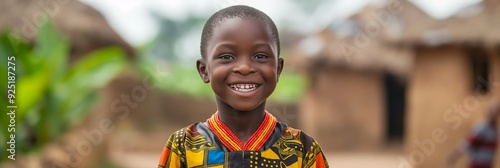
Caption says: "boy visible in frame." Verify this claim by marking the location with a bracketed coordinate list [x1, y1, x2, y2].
[158, 5, 329, 168]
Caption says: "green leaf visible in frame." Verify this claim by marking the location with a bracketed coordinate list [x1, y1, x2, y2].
[17, 67, 51, 122]
[0, 101, 10, 159]
[57, 46, 126, 117]
[15, 21, 69, 121]
[64, 46, 126, 88]
[32, 21, 69, 77]
[0, 20, 129, 163]
[0, 31, 32, 58]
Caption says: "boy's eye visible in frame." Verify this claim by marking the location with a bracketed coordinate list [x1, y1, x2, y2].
[219, 54, 235, 59]
[253, 53, 268, 59]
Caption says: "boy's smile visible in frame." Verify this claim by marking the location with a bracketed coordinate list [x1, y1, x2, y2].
[228, 84, 261, 93]
[197, 17, 283, 112]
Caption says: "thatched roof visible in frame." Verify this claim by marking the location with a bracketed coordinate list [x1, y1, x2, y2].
[288, 27, 413, 78]
[288, 3, 414, 77]
[288, 0, 500, 77]
[0, 0, 136, 61]
[385, 0, 500, 47]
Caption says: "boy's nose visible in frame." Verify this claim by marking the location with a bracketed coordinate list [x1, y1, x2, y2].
[233, 59, 255, 75]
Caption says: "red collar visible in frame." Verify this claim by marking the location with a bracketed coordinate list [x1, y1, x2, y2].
[207, 111, 277, 151]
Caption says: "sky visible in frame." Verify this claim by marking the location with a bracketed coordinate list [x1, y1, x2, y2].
[80, 0, 483, 46]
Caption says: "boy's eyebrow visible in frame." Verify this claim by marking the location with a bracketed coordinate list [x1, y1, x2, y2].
[252, 43, 273, 50]
[253, 43, 278, 55]
[213, 43, 236, 50]
[211, 42, 277, 56]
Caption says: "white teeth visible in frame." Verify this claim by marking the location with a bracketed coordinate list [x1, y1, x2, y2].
[229, 84, 259, 92]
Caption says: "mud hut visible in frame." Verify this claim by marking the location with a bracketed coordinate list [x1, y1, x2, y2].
[0, 0, 137, 167]
[292, 0, 500, 167]
[289, 4, 413, 151]
[389, 0, 500, 167]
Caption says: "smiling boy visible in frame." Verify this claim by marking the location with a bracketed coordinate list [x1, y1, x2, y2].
[158, 5, 329, 168]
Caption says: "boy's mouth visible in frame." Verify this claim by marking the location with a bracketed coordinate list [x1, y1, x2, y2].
[228, 84, 261, 92]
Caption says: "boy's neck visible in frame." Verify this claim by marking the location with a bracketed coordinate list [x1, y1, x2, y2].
[215, 99, 267, 143]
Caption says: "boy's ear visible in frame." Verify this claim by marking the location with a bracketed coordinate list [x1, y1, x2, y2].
[196, 58, 210, 83]
[277, 57, 284, 82]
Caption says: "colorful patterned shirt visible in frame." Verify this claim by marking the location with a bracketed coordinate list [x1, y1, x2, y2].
[158, 112, 329, 168]
[463, 123, 497, 168]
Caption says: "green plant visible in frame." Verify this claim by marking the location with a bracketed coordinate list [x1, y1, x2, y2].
[0, 22, 127, 162]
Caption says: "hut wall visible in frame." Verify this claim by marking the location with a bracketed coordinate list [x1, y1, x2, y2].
[300, 67, 385, 151]
[405, 46, 496, 168]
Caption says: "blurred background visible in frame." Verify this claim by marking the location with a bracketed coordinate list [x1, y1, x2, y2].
[1, 0, 499, 167]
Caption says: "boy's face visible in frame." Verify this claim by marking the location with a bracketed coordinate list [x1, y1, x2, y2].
[197, 17, 283, 112]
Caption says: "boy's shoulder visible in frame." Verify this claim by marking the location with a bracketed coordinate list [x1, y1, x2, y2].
[281, 124, 310, 140]
[166, 123, 202, 142]
[164, 123, 212, 153]
[279, 123, 320, 149]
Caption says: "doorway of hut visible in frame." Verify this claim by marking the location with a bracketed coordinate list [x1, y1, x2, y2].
[384, 73, 406, 142]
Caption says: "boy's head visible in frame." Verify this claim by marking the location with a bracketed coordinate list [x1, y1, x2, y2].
[200, 5, 280, 58]
[197, 5, 284, 112]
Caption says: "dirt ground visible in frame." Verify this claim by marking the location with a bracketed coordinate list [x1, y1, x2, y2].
[326, 152, 403, 168]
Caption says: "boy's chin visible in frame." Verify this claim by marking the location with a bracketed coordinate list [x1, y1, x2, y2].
[230, 102, 264, 112]
[231, 105, 259, 112]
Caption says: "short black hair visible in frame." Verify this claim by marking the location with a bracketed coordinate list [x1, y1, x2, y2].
[200, 5, 280, 58]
